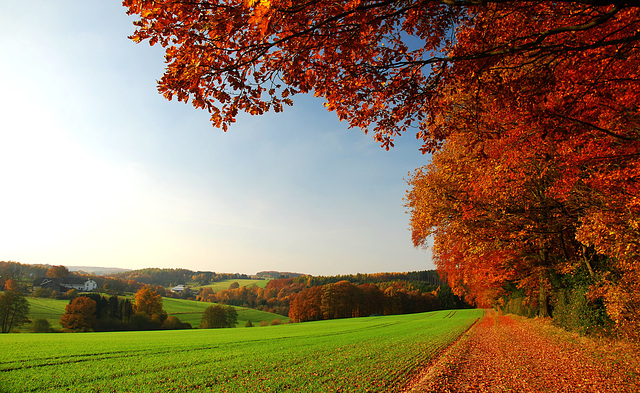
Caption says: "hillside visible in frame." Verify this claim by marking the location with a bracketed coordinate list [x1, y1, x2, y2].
[25, 297, 287, 330]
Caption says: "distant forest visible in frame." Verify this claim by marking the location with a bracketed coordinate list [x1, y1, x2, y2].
[1, 261, 467, 321]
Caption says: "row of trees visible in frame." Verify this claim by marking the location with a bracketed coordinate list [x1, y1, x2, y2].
[58, 287, 243, 332]
[59, 287, 190, 332]
[111, 268, 253, 287]
[289, 281, 449, 322]
[198, 274, 466, 319]
[403, 4, 640, 339]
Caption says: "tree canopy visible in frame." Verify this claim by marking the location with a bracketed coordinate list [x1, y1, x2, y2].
[133, 286, 164, 316]
[0, 290, 30, 333]
[124, 0, 639, 149]
[200, 304, 238, 328]
[46, 265, 70, 278]
[60, 296, 98, 332]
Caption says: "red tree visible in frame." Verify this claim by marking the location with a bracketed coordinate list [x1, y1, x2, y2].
[60, 296, 97, 332]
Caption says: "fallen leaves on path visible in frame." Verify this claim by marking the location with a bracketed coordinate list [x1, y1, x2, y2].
[404, 310, 640, 392]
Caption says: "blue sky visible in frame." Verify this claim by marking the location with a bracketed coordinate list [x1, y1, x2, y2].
[0, 1, 433, 275]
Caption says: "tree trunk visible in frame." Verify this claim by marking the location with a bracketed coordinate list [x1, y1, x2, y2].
[539, 273, 550, 318]
[582, 245, 596, 278]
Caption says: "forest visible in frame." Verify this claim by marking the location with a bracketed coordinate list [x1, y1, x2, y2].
[198, 272, 465, 320]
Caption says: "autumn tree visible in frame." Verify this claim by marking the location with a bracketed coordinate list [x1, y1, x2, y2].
[3, 278, 20, 292]
[46, 265, 70, 278]
[124, 1, 639, 149]
[60, 296, 97, 332]
[404, 2, 639, 335]
[289, 286, 323, 322]
[0, 290, 30, 333]
[134, 286, 164, 316]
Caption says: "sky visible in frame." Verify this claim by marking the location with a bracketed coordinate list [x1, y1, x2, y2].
[0, 1, 434, 276]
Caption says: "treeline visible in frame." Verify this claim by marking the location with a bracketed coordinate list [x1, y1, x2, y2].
[58, 288, 191, 332]
[1, 261, 49, 283]
[56, 289, 242, 333]
[198, 271, 466, 320]
[303, 271, 445, 290]
[255, 271, 305, 279]
[111, 268, 252, 287]
[290, 281, 442, 322]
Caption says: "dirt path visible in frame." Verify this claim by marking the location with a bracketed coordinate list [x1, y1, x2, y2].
[404, 310, 640, 393]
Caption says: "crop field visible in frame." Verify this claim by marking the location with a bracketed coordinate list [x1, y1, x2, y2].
[0, 309, 482, 392]
[25, 297, 287, 330]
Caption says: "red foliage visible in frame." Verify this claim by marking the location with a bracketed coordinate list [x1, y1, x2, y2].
[60, 296, 97, 332]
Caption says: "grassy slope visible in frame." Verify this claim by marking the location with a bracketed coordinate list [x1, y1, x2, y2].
[26, 298, 70, 329]
[162, 298, 287, 327]
[190, 278, 270, 292]
[25, 296, 287, 330]
[0, 309, 482, 392]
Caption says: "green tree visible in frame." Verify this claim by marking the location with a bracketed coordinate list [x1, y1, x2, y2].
[0, 290, 30, 333]
[200, 305, 237, 328]
[65, 289, 78, 300]
[225, 306, 238, 327]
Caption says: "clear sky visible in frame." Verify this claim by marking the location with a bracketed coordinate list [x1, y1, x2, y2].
[0, 1, 433, 276]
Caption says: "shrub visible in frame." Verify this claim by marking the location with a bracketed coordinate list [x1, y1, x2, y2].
[270, 319, 282, 326]
[161, 315, 190, 330]
[259, 320, 269, 327]
[245, 320, 253, 327]
[552, 284, 611, 336]
[65, 289, 78, 300]
[33, 287, 56, 298]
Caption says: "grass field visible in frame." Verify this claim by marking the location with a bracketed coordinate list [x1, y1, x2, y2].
[25, 297, 287, 330]
[191, 278, 270, 292]
[25, 298, 71, 330]
[0, 309, 482, 392]
[162, 298, 288, 327]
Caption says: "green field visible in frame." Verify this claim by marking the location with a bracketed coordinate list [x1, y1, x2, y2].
[25, 297, 287, 330]
[162, 298, 288, 327]
[0, 309, 482, 392]
[191, 278, 270, 292]
[25, 298, 71, 329]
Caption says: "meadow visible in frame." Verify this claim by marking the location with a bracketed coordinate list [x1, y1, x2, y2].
[25, 297, 287, 330]
[162, 297, 287, 327]
[0, 309, 482, 392]
[190, 278, 270, 292]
